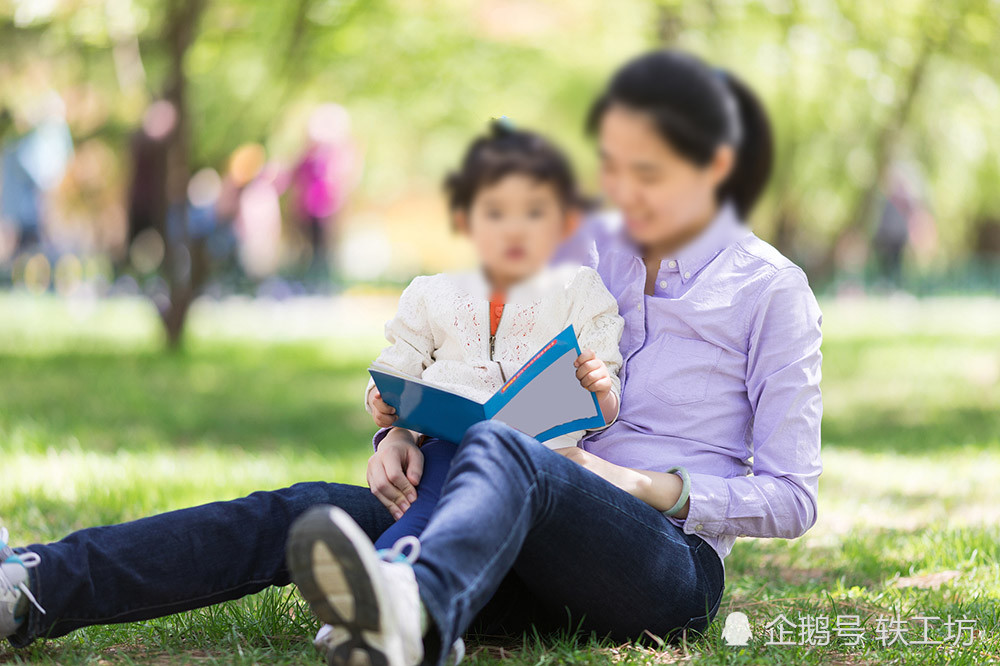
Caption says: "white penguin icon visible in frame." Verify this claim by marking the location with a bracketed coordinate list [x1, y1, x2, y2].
[721, 611, 752, 646]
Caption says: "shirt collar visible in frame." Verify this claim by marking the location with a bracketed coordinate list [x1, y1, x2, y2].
[610, 199, 750, 283]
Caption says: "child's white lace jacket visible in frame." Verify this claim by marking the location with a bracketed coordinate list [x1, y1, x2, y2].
[365, 262, 625, 449]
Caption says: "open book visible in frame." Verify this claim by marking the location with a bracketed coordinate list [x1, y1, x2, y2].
[368, 325, 604, 444]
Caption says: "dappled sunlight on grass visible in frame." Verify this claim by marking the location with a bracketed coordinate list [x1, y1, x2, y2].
[815, 446, 1000, 536]
[2, 293, 998, 664]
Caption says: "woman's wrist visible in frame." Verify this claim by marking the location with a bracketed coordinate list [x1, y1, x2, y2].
[663, 466, 690, 518]
[624, 466, 690, 518]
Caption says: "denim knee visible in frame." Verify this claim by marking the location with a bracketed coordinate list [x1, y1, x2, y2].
[462, 419, 518, 442]
[459, 421, 542, 458]
[456, 421, 557, 482]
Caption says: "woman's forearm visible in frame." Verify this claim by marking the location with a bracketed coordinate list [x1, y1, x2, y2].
[557, 446, 689, 519]
[624, 467, 690, 519]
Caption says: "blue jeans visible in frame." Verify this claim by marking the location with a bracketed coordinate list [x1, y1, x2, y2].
[10, 421, 725, 666]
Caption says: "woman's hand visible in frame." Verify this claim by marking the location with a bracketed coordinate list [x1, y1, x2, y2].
[554, 446, 690, 519]
[367, 428, 423, 520]
[368, 389, 398, 428]
[574, 349, 619, 424]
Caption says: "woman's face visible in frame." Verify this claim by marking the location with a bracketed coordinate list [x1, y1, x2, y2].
[596, 103, 734, 249]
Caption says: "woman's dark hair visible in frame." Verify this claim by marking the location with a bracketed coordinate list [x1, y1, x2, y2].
[444, 118, 590, 219]
[586, 49, 773, 219]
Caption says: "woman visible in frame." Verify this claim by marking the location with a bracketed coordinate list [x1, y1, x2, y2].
[1, 49, 822, 666]
[283, 49, 823, 666]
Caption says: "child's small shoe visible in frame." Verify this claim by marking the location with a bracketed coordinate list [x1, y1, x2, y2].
[0, 527, 45, 639]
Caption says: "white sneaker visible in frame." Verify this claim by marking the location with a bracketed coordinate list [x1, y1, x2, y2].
[0, 527, 45, 639]
[287, 506, 426, 666]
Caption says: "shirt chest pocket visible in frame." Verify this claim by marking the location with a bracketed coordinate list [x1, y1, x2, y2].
[644, 333, 722, 405]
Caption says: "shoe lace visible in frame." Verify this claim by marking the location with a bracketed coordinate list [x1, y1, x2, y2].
[0, 528, 46, 616]
[450, 636, 466, 665]
[376, 535, 421, 565]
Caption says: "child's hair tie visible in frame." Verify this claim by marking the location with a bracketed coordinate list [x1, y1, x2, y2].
[491, 115, 517, 136]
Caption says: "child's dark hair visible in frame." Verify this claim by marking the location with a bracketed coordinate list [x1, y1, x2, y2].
[444, 118, 590, 219]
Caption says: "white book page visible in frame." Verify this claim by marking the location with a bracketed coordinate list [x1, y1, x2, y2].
[490, 348, 599, 438]
[369, 361, 417, 379]
[369, 362, 488, 405]
[369, 362, 448, 391]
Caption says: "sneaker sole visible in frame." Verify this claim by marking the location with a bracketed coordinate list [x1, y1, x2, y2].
[287, 505, 390, 666]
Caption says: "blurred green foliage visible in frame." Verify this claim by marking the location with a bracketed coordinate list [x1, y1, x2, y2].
[1, 0, 999, 277]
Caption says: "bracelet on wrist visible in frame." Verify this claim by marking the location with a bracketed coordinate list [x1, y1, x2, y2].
[663, 465, 690, 517]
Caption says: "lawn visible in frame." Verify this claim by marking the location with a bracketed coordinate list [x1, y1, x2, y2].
[1, 292, 998, 664]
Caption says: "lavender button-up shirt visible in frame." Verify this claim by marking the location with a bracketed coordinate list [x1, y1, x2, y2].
[555, 199, 823, 576]
[372, 199, 823, 577]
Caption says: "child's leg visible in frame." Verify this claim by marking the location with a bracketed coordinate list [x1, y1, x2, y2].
[373, 438, 459, 550]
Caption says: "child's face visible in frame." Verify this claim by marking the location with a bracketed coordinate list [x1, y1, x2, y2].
[459, 174, 575, 288]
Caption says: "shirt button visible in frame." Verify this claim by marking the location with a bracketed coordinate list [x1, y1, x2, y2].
[667, 260, 677, 268]
[683, 271, 691, 279]
[695, 524, 704, 531]
[659, 280, 667, 288]
[635, 303, 641, 311]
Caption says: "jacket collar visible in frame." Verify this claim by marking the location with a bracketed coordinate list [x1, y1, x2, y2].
[459, 263, 567, 303]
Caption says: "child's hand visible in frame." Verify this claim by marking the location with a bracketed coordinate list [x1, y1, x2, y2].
[574, 349, 612, 396]
[368, 389, 398, 428]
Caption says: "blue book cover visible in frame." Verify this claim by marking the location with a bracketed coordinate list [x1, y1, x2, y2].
[368, 324, 605, 444]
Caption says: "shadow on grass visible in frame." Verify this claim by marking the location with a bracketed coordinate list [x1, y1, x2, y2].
[6, 336, 996, 457]
[0, 344, 376, 457]
[822, 406, 1000, 454]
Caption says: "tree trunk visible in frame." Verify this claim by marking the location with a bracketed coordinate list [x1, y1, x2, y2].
[157, 0, 208, 350]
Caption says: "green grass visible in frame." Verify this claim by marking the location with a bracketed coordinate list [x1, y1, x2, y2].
[1, 293, 999, 664]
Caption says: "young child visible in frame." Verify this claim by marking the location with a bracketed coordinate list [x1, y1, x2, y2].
[366, 118, 625, 550]
[297, 119, 625, 665]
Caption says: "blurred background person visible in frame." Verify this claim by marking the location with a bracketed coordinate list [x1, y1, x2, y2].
[289, 103, 361, 290]
[0, 93, 73, 260]
[872, 163, 937, 292]
[236, 160, 286, 285]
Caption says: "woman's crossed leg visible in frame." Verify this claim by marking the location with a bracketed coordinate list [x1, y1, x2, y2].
[3, 481, 396, 647]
